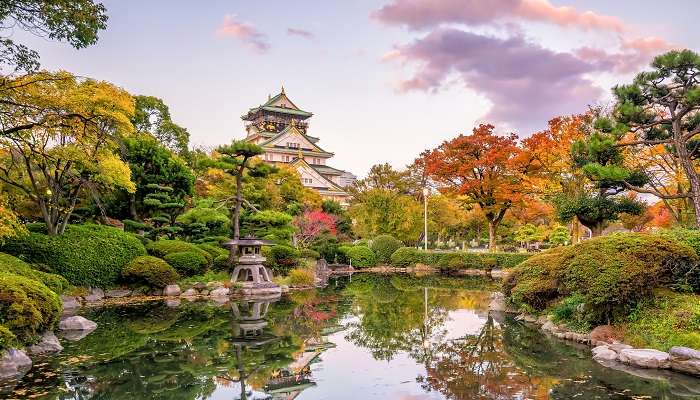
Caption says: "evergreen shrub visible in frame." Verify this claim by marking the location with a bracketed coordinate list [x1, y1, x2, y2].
[163, 251, 208, 276]
[0, 252, 69, 293]
[370, 235, 403, 264]
[121, 256, 180, 288]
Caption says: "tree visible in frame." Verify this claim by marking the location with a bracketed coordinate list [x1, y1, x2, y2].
[548, 225, 570, 246]
[349, 188, 423, 244]
[423, 124, 531, 249]
[599, 50, 700, 227]
[513, 223, 547, 248]
[0, 0, 108, 72]
[0, 194, 25, 243]
[293, 210, 337, 248]
[132, 95, 189, 155]
[0, 71, 135, 235]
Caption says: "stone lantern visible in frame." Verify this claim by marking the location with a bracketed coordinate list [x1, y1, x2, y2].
[223, 238, 282, 296]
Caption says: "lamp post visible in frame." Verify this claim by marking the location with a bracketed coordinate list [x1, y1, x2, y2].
[423, 187, 429, 251]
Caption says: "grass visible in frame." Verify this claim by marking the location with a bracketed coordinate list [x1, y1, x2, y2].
[622, 289, 700, 351]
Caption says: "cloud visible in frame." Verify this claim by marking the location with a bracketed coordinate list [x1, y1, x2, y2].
[287, 28, 314, 39]
[216, 15, 270, 53]
[576, 36, 675, 73]
[373, 0, 627, 32]
[389, 29, 603, 131]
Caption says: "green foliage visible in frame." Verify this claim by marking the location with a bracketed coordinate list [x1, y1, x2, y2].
[121, 256, 179, 288]
[0, 324, 17, 350]
[0, 272, 61, 348]
[548, 225, 570, 246]
[146, 239, 212, 264]
[624, 289, 700, 351]
[349, 188, 423, 244]
[299, 248, 320, 259]
[132, 95, 190, 155]
[311, 235, 341, 263]
[0, 252, 69, 294]
[196, 243, 228, 259]
[288, 268, 315, 286]
[1, 224, 146, 287]
[345, 246, 377, 268]
[389, 247, 531, 270]
[212, 254, 230, 271]
[176, 200, 229, 240]
[241, 210, 295, 244]
[163, 251, 208, 276]
[263, 245, 300, 275]
[504, 233, 698, 325]
[551, 294, 590, 332]
[554, 193, 644, 236]
[370, 234, 403, 264]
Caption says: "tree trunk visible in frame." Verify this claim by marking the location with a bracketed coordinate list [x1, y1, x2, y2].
[676, 132, 700, 228]
[229, 168, 244, 265]
[129, 193, 138, 220]
[571, 218, 580, 244]
[488, 221, 497, 251]
[590, 222, 604, 237]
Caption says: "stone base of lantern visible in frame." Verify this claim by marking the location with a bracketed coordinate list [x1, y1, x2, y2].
[232, 282, 282, 297]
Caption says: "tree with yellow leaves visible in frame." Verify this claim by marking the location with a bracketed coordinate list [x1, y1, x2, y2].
[0, 71, 135, 235]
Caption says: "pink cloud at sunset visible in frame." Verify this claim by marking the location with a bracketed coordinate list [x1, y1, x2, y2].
[216, 14, 270, 53]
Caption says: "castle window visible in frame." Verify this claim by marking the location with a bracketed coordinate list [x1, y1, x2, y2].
[287, 142, 299, 149]
[284, 155, 290, 162]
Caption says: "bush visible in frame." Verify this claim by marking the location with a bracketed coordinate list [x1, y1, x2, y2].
[121, 256, 179, 288]
[389, 247, 531, 270]
[504, 233, 698, 325]
[299, 248, 320, 260]
[289, 268, 315, 286]
[147, 239, 212, 264]
[0, 324, 16, 350]
[0, 272, 61, 347]
[0, 252, 69, 294]
[437, 253, 466, 273]
[370, 235, 403, 264]
[197, 243, 228, 259]
[336, 245, 353, 265]
[213, 254, 230, 271]
[656, 228, 700, 290]
[163, 251, 208, 276]
[345, 246, 377, 268]
[311, 236, 340, 263]
[390, 247, 421, 266]
[264, 245, 300, 275]
[1, 224, 146, 287]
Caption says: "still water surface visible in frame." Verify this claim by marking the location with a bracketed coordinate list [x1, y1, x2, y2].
[9, 274, 700, 399]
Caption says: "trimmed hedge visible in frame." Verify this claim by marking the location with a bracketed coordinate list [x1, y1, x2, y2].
[263, 245, 300, 275]
[121, 256, 180, 288]
[0, 272, 61, 348]
[389, 247, 530, 270]
[0, 252, 69, 294]
[345, 246, 377, 268]
[1, 224, 146, 287]
[370, 235, 403, 264]
[504, 233, 698, 325]
[163, 251, 208, 276]
[146, 240, 212, 264]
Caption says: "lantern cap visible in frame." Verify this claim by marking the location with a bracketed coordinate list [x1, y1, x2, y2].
[222, 238, 276, 248]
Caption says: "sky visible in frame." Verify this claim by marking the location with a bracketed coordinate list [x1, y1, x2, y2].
[12, 0, 700, 177]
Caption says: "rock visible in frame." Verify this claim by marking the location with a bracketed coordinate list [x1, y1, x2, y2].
[488, 293, 506, 312]
[0, 348, 32, 386]
[163, 285, 181, 296]
[149, 288, 163, 296]
[592, 345, 619, 362]
[199, 289, 210, 296]
[60, 329, 94, 342]
[105, 289, 132, 298]
[541, 321, 559, 334]
[25, 331, 63, 356]
[535, 316, 549, 326]
[193, 282, 207, 291]
[83, 288, 105, 302]
[619, 348, 671, 369]
[210, 287, 229, 297]
[60, 295, 80, 309]
[180, 288, 198, 297]
[165, 298, 181, 308]
[591, 325, 621, 344]
[59, 316, 97, 331]
[206, 281, 224, 289]
[669, 346, 700, 376]
[608, 343, 633, 353]
[516, 314, 537, 323]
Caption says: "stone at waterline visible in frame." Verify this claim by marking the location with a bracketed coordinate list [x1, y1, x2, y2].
[163, 284, 181, 296]
[83, 288, 105, 302]
[180, 288, 197, 297]
[193, 282, 206, 291]
[618, 348, 671, 369]
[592, 345, 618, 362]
[25, 332, 63, 356]
[488, 292, 506, 312]
[165, 298, 181, 308]
[669, 346, 700, 376]
[210, 287, 229, 297]
[60, 295, 80, 309]
[206, 281, 224, 290]
[59, 316, 97, 331]
[105, 289, 132, 298]
[0, 349, 32, 387]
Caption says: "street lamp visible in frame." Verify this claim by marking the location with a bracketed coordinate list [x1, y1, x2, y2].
[423, 187, 429, 251]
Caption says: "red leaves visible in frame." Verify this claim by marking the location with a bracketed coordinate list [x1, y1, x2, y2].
[293, 210, 337, 247]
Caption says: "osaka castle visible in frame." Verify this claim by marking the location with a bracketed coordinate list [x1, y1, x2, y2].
[241, 87, 356, 205]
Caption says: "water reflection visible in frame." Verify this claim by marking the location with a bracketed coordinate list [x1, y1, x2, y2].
[9, 274, 700, 399]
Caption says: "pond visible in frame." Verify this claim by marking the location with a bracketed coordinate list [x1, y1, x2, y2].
[8, 274, 700, 399]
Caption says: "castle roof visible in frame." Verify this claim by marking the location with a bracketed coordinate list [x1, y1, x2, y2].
[242, 87, 313, 120]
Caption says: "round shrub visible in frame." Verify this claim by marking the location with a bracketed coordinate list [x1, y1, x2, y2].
[0, 224, 146, 287]
[121, 256, 180, 288]
[299, 248, 320, 260]
[336, 245, 352, 265]
[0, 324, 17, 350]
[213, 254, 230, 271]
[437, 253, 465, 273]
[504, 233, 698, 325]
[390, 247, 421, 266]
[197, 243, 228, 259]
[370, 235, 403, 264]
[147, 240, 212, 264]
[163, 251, 208, 276]
[288, 268, 315, 286]
[345, 246, 377, 268]
[0, 252, 69, 294]
[0, 272, 61, 346]
[264, 245, 300, 275]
